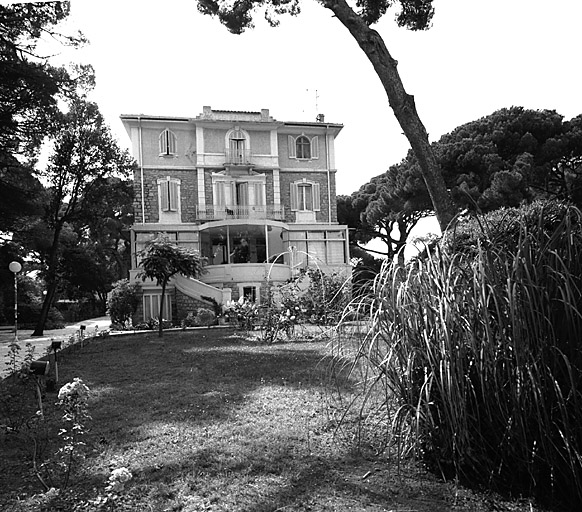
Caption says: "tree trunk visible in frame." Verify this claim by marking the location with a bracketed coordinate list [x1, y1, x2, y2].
[32, 225, 62, 336]
[158, 280, 167, 338]
[324, 0, 457, 232]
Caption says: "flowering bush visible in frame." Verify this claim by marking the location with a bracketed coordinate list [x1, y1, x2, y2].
[58, 378, 90, 404]
[277, 308, 298, 338]
[105, 467, 132, 493]
[280, 268, 350, 326]
[224, 297, 259, 332]
[53, 378, 91, 489]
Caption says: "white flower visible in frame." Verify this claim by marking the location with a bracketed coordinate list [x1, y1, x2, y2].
[106, 467, 133, 493]
[58, 378, 90, 402]
[45, 487, 60, 499]
[110, 467, 132, 483]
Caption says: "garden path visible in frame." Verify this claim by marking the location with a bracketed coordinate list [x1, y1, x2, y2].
[0, 316, 111, 376]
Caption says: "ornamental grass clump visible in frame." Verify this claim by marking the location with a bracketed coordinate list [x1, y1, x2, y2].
[345, 202, 582, 509]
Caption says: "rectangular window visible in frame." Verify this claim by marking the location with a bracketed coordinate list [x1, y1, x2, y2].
[143, 293, 172, 322]
[300, 184, 313, 210]
[290, 182, 321, 211]
[242, 286, 257, 302]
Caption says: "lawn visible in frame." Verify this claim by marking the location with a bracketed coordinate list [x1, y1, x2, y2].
[0, 329, 544, 511]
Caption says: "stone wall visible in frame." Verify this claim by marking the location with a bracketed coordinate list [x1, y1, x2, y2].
[279, 170, 332, 223]
[175, 290, 219, 320]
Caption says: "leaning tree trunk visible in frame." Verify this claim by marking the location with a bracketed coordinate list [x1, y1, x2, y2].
[32, 225, 62, 337]
[324, 0, 457, 232]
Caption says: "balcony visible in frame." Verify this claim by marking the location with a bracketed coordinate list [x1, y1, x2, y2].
[225, 148, 251, 165]
[196, 205, 285, 221]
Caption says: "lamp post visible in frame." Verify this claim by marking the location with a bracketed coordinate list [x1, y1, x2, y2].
[8, 261, 22, 342]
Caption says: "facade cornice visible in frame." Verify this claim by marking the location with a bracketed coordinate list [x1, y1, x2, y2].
[279, 168, 338, 173]
[120, 114, 191, 123]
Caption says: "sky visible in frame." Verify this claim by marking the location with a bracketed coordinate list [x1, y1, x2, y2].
[30, 0, 582, 201]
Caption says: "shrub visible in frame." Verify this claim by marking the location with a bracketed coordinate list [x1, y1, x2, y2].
[343, 201, 582, 509]
[446, 199, 576, 255]
[281, 268, 350, 326]
[181, 311, 198, 328]
[181, 308, 216, 328]
[224, 298, 259, 332]
[17, 304, 65, 329]
[107, 280, 140, 326]
[195, 308, 215, 326]
[147, 318, 172, 330]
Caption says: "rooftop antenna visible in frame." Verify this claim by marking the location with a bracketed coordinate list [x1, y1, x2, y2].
[314, 89, 325, 123]
[304, 88, 320, 120]
[315, 89, 319, 115]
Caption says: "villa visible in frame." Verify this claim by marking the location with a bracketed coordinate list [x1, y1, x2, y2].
[120, 106, 350, 322]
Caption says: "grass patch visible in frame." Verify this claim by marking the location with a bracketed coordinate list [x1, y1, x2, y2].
[1, 329, 546, 511]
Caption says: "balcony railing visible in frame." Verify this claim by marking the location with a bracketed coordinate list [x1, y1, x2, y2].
[196, 205, 285, 221]
[225, 148, 251, 165]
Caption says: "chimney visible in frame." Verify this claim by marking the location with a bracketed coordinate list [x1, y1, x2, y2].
[316, 113, 325, 123]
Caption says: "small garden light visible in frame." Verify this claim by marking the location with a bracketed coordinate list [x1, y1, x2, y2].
[80, 324, 86, 348]
[51, 341, 62, 382]
[8, 261, 21, 342]
[29, 360, 49, 376]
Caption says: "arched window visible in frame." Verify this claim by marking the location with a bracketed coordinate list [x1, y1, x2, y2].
[159, 129, 177, 156]
[226, 128, 249, 164]
[296, 135, 311, 159]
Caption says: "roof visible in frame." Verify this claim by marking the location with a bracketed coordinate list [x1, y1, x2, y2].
[120, 108, 343, 131]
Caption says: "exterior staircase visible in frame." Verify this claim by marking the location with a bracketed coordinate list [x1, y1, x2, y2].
[172, 273, 232, 305]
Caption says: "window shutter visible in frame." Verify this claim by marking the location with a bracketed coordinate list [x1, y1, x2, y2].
[254, 183, 265, 205]
[288, 135, 296, 159]
[290, 182, 298, 210]
[214, 182, 226, 206]
[312, 182, 321, 211]
[228, 181, 236, 206]
[311, 136, 319, 159]
[169, 131, 176, 155]
[160, 181, 170, 211]
[238, 182, 248, 206]
[168, 180, 178, 211]
[159, 129, 176, 155]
